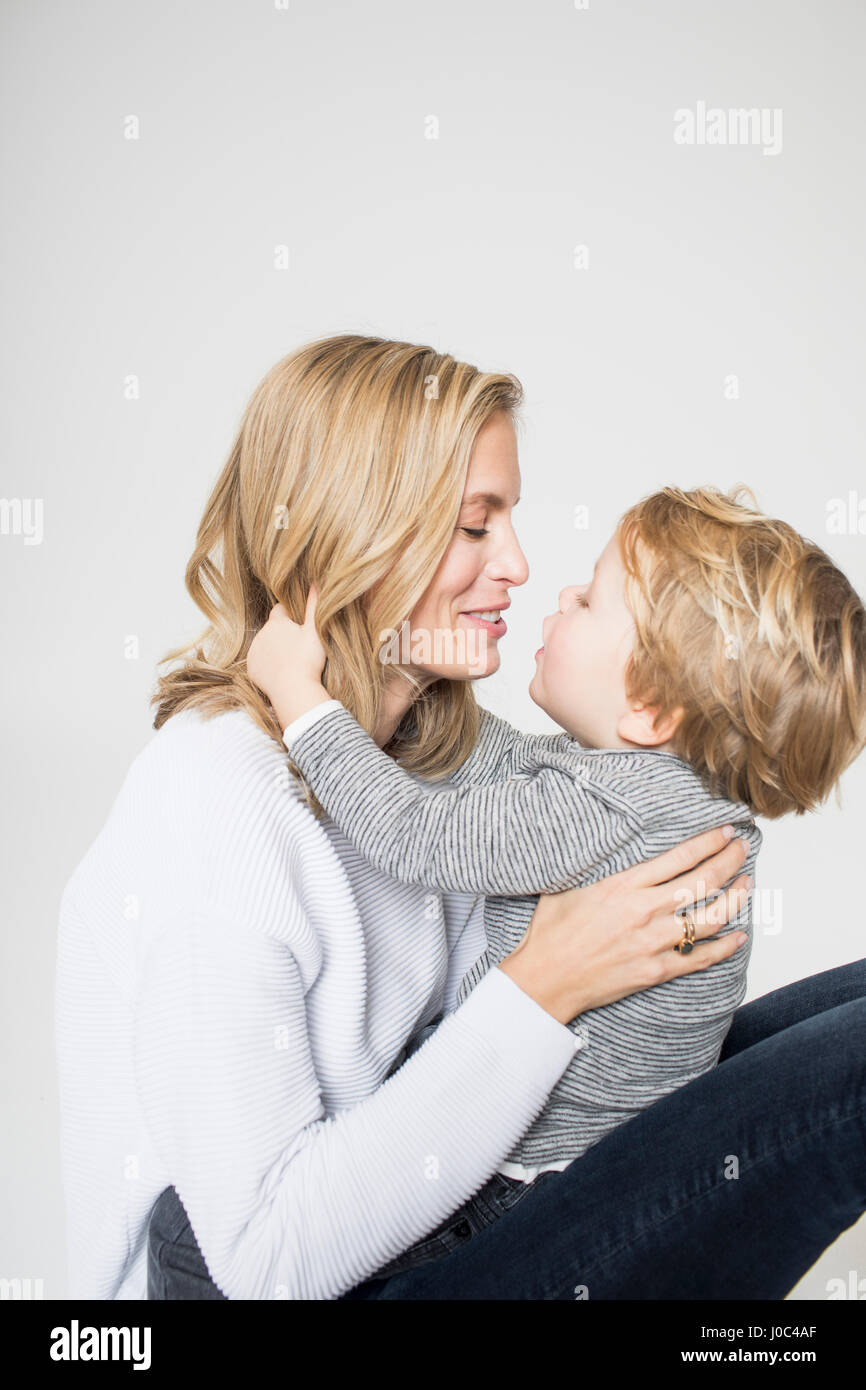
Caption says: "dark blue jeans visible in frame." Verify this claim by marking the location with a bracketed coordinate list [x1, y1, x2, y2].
[147, 958, 866, 1300]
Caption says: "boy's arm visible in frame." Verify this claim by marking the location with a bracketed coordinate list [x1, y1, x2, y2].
[247, 590, 573, 789]
[284, 701, 641, 895]
[445, 706, 578, 789]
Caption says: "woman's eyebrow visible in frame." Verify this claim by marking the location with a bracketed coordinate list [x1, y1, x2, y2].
[461, 491, 521, 508]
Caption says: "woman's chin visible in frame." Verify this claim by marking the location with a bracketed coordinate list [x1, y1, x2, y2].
[458, 664, 499, 683]
[472, 650, 500, 679]
[416, 654, 499, 682]
[453, 653, 500, 682]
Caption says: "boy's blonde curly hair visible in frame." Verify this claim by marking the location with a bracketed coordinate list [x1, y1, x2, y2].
[617, 485, 866, 818]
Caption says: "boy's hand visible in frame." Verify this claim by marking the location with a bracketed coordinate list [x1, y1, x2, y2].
[247, 587, 333, 731]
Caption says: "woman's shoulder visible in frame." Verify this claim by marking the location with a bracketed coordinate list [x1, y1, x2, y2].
[60, 706, 328, 1002]
[151, 707, 334, 950]
[131, 705, 292, 794]
[67, 706, 324, 924]
[58, 704, 338, 992]
[132, 705, 326, 844]
[143, 701, 272, 754]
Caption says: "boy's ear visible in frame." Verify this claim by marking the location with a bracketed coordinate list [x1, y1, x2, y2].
[617, 701, 684, 748]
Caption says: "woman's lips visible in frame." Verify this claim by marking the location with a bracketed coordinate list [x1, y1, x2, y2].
[535, 646, 544, 658]
[459, 612, 507, 637]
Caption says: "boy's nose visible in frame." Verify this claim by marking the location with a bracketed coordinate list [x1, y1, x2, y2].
[559, 584, 582, 611]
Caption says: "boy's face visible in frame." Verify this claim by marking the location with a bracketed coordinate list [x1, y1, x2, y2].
[529, 531, 676, 750]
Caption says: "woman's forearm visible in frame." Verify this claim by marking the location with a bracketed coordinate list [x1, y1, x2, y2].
[135, 912, 581, 1301]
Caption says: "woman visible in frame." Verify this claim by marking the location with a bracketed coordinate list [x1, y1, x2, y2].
[56, 335, 865, 1300]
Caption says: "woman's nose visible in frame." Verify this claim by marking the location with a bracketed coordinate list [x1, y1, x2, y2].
[488, 527, 529, 588]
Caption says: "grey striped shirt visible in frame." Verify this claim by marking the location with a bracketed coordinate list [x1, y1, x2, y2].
[287, 702, 761, 1168]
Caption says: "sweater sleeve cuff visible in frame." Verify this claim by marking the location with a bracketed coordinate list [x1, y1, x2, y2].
[282, 700, 344, 749]
[454, 963, 585, 1084]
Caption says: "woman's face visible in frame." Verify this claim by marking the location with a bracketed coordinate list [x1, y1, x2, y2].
[401, 410, 529, 682]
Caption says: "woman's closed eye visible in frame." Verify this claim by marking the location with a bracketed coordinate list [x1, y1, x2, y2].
[461, 527, 489, 539]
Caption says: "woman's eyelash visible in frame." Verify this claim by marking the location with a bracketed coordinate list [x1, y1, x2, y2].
[461, 527, 488, 539]
[575, 592, 589, 608]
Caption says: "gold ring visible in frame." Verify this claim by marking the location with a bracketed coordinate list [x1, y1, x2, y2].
[674, 910, 697, 954]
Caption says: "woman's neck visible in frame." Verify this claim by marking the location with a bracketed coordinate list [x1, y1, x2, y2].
[372, 671, 432, 748]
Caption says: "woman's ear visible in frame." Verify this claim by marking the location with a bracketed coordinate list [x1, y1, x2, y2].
[617, 702, 684, 748]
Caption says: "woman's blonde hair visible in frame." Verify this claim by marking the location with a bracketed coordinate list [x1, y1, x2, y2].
[151, 334, 523, 816]
[617, 485, 866, 818]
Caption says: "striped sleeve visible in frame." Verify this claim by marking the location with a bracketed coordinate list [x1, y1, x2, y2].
[446, 706, 577, 789]
[286, 703, 643, 895]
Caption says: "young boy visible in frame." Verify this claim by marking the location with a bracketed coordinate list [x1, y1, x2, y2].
[248, 485, 866, 1180]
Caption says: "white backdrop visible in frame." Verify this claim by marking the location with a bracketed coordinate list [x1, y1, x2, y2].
[2, 0, 865, 1299]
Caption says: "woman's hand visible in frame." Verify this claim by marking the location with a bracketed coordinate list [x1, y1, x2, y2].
[246, 588, 332, 730]
[498, 826, 752, 1025]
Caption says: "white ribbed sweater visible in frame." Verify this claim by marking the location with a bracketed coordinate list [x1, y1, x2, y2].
[55, 707, 582, 1300]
